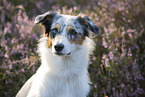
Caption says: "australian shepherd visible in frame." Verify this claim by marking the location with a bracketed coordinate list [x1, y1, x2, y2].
[16, 11, 99, 97]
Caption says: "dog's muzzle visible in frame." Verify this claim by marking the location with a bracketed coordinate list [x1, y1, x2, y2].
[54, 44, 71, 56]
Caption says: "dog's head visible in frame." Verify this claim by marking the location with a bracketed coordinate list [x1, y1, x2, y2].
[35, 11, 99, 56]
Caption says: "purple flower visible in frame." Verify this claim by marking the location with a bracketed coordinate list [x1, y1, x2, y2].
[102, 41, 108, 48]
[4, 53, 9, 58]
[6, 70, 11, 75]
[8, 64, 12, 69]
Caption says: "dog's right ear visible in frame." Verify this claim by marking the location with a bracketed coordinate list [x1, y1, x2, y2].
[34, 11, 59, 24]
[34, 11, 60, 35]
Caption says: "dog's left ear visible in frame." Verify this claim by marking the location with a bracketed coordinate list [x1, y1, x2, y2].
[77, 15, 99, 34]
[84, 16, 99, 34]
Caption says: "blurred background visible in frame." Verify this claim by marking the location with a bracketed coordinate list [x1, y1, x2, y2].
[0, 0, 145, 97]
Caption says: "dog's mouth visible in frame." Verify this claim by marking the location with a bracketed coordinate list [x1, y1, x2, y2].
[54, 52, 71, 56]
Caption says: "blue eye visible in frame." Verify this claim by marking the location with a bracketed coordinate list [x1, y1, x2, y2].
[50, 28, 58, 38]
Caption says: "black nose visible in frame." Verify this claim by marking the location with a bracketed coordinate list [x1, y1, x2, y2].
[54, 44, 64, 52]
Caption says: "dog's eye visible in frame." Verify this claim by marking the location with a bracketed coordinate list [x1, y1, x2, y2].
[68, 29, 77, 39]
[69, 29, 77, 35]
[50, 28, 58, 38]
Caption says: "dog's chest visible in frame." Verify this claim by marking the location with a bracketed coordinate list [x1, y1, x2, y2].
[29, 69, 89, 97]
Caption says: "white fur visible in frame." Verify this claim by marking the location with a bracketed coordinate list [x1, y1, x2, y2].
[16, 35, 95, 97]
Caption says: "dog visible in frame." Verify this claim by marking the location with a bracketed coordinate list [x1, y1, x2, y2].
[16, 11, 99, 97]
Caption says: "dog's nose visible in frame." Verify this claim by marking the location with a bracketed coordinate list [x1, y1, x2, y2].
[54, 44, 64, 52]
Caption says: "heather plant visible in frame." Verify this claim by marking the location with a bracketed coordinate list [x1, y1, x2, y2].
[0, 0, 145, 97]
[0, 1, 41, 96]
[87, 0, 145, 96]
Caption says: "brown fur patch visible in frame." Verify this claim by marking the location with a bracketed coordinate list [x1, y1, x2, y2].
[55, 24, 61, 30]
[47, 24, 60, 48]
[47, 35, 61, 48]
[68, 35, 85, 45]
[67, 25, 85, 45]
[47, 36, 52, 48]
[47, 35, 55, 48]
[67, 25, 74, 31]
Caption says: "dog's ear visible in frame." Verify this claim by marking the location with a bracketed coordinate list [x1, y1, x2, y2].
[84, 16, 99, 34]
[34, 11, 60, 35]
[77, 14, 99, 35]
[34, 11, 59, 24]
